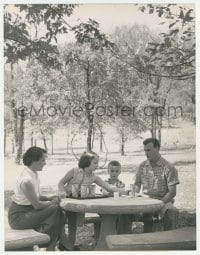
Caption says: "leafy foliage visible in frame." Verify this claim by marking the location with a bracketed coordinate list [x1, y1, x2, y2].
[4, 4, 115, 69]
[137, 4, 195, 81]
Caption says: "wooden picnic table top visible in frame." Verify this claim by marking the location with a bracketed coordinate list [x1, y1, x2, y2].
[60, 195, 164, 214]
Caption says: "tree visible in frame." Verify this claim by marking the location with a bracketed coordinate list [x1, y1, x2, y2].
[4, 4, 115, 161]
[4, 5, 115, 69]
[137, 4, 195, 81]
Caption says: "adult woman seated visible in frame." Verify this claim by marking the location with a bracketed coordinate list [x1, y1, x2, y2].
[8, 146, 70, 251]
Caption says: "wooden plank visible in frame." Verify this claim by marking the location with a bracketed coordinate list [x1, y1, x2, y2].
[106, 227, 196, 250]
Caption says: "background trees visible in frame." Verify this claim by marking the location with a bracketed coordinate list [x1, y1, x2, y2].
[4, 4, 196, 161]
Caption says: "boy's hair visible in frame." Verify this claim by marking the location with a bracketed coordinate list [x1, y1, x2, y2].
[23, 146, 47, 166]
[78, 152, 98, 169]
[143, 138, 160, 149]
[108, 160, 121, 169]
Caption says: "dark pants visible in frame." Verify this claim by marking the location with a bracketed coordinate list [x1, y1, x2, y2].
[8, 202, 69, 251]
[141, 206, 179, 232]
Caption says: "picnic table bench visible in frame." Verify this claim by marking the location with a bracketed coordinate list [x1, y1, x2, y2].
[106, 226, 196, 250]
[5, 225, 50, 251]
[5, 212, 100, 251]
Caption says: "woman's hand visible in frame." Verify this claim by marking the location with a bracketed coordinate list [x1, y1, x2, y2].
[51, 195, 60, 203]
[59, 191, 67, 199]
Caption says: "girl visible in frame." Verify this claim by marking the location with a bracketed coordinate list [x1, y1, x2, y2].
[58, 152, 128, 250]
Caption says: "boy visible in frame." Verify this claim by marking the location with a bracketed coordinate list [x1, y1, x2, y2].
[106, 160, 125, 188]
[101, 161, 132, 234]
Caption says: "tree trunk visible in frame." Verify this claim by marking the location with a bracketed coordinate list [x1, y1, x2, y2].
[85, 61, 93, 153]
[91, 128, 95, 150]
[40, 130, 48, 151]
[192, 94, 195, 124]
[99, 132, 103, 152]
[12, 139, 15, 154]
[15, 109, 25, 164]
[121, 131, 125, 156]
[158, 115, 162, 145]
[87, 117, 93, 153]
[51, 133, 54, 155]
[34, 139, 37, 146]
[11, 99, 18, 151]
[151, 112, 157, 138]
[31, 132, 34, 147]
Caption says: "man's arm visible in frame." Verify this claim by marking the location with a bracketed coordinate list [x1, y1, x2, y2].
[162, 185, 176, 204]
[134, 164, 143, 192]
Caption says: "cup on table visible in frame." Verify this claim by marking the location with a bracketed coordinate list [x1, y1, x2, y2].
[80, 184, 96, 198]
[113, 192, 119, 200]
[72, 184, 80, 198]
[129, 184, 136, 198]
[88, 184, 96, 197]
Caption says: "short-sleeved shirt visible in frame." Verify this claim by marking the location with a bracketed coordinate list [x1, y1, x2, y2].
[134, 156, 179, 200]
[12, 167, 40, 205]
[65, 168, 96, 197]
[105, 178, 125, 188]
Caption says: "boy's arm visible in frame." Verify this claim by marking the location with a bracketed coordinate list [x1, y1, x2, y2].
[95, 176, 128, 195]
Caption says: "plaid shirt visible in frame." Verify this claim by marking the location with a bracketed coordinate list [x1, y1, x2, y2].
[135, 156, 179, 200]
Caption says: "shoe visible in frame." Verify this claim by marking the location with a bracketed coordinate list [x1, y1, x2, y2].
[73, 246, 80, 251]
[58, 243, 80, 251]
[58, 243, 70, 251]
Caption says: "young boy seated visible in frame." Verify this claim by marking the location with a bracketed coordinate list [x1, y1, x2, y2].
[101, 160, 132, 234]
[101, 160, 125, 196]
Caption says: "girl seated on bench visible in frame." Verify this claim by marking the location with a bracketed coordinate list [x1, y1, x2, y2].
[58, 151, 128, 250]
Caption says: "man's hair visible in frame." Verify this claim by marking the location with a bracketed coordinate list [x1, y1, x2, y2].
[23, 146, 47, 166]
[108, 160, 121, 169]
[78, 152, 98, 169]
[143, 138, 160, 149]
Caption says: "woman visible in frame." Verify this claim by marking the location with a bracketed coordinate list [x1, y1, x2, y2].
[8, 146, 70, 251]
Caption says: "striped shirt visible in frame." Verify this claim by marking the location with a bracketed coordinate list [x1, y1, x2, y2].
[135, 156, 179, 200]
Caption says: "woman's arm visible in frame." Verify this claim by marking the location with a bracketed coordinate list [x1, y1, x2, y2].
[21, 181, 53, 210]
[58, 169, 74, 197]
[39, 195, 60, 202]
[95, 176, 128, 195]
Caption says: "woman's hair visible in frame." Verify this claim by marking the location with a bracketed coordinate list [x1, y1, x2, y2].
[23, 146, 47, 166]
[78, 152, 98, 169]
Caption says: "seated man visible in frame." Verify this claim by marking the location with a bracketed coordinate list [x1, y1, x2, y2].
[134, 138, 180, 232]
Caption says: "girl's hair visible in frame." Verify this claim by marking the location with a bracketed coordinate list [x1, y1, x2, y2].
[23, 146, 47, 166]
[78, 152, 98, 169]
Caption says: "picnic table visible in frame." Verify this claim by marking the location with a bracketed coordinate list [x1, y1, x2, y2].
[60, 195, 164, 250]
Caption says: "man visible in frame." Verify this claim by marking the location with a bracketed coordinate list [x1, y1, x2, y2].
[134, 138, 180, 232]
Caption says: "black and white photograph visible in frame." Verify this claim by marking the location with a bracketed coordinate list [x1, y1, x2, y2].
[2, 1, 198, 252]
